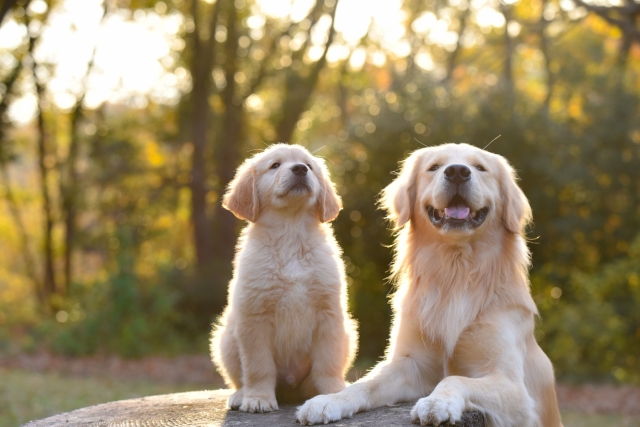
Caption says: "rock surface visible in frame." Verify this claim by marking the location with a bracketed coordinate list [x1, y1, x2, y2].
[23, 389, 485, 427]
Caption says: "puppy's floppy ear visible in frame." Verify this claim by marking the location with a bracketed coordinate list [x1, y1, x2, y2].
[222, 160, 259, 222]
[316, 160, 342, 222]
[380, 151, 422, 229]
[498, 157, 532, 235]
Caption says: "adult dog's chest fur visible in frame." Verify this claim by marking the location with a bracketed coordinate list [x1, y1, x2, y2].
[402, 243, 503, 357]
[413, 281, 481, 357]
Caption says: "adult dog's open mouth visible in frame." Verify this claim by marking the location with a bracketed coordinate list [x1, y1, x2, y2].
[426, 194, 489, 229]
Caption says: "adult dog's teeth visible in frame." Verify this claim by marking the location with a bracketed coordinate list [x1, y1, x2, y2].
[439, 209, 445, 217]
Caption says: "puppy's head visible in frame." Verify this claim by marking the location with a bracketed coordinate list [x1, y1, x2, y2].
[381, 143, 531, 237]
[223, 144, 341, 223]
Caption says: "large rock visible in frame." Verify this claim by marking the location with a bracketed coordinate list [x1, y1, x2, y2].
[23, 389, 485, 427]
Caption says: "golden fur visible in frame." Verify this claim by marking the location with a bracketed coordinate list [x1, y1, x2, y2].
[210, 144, 358, 413]
[297, 143, 562, 427]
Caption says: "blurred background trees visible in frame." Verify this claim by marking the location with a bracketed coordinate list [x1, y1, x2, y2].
[0, 0, 639, 384]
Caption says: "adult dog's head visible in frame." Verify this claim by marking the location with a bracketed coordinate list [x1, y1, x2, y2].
[382, 143, 531, 238]
[223, 144, 341, 223]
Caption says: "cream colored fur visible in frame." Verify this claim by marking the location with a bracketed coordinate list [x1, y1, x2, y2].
[210, 144, 358, 413]
[297, 143, 562, 427]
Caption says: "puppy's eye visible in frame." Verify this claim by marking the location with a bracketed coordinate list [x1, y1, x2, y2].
[270, 162, 280, 169]
[428, 164, 439, 171]
[306, 163, 313, 171]
[476, 165, 486, 172]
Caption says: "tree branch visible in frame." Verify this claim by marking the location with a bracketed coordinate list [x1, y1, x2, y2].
[443, 7, 470, 83]
[60, 3, 107, 292]
[0, 0, 25, 27]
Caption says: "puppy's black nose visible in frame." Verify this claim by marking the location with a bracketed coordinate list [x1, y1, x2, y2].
[291, 164, 308, 176]
[444, 164, 471, 184]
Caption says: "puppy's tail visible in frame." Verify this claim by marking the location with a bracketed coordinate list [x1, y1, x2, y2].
[210, 309, 242, 389]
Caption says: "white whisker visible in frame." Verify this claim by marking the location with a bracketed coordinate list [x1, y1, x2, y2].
[311, 145, 326, 155]
[483, 135, 501, 150]
[316, 155, 335, 165]
[414, 137, 428, 147]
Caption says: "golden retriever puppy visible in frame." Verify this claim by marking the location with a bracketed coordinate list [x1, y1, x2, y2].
[210, 144, 358, 413]
[297, 143, 562, 427]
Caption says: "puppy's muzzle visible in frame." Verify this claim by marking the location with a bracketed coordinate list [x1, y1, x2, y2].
[285, 164, 311, 194]
[291, 164, 308, 176]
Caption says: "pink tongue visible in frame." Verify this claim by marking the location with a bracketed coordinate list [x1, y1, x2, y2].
[445, 205, 470, 219]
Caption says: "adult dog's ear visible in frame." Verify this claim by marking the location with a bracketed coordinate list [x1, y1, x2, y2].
[380, 151, 422, 229]
[316, 160, 342, 222]
[498, 157, 532, 235]
[222, 161, 259, 222]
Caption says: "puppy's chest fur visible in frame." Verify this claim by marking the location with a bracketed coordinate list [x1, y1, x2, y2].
[244, 238, 324, 297]
[241, 228, 338, 288]
[236, 234, 339, 358]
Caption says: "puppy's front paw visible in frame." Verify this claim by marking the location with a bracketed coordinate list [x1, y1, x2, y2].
[296, 394, 350, 425]
[240, 395, 278, 413]
[227, 389, 243, 410]
[410, 394, 464, 426]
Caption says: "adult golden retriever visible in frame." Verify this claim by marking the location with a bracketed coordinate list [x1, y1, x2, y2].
[211, 144, 358, 413]
[297, 143, 562, 426]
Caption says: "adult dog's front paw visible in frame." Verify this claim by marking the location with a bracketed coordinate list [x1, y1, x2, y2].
[227, 389, 243, 410]
[239, 395, 278, 413]
[410, 394, 464, 426]
[296, 394, 350, 425]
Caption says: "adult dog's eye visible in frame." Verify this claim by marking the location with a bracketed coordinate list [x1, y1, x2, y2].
[428, 164, 439, 171]
[306, 163, 313, 171]
[270, 162, 280, 169]
[476, 165, 486, 171]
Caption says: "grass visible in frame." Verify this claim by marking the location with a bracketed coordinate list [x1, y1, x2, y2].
[1, 368, 639, 427]
[0, 369, 200, 427]
[562, 412, 640, 427]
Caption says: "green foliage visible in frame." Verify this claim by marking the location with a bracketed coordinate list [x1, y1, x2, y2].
[36, 228, 208, 358]
[46, 259, 205, 358]
[537, 236, 640, 384]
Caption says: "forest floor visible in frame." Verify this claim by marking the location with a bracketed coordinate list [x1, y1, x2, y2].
[1, 352, 639, 427]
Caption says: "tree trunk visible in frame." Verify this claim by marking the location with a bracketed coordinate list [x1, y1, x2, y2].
[499, 4, 515, 106]
[539, 0, 554, 110]
[62, 107, 80, 292]
[60, 4, 104, 292]
[500, 5, 514, 82]
[0, 4, 47, 306]
[188, 0, 219, 273]
[610, 0, 635, 90]
[34, 69, 57, 300]
[26, 16, 58, 302]
[212, 1, 241, 268]
[274, 0, 340, 144]
[443, 8, 469, 83]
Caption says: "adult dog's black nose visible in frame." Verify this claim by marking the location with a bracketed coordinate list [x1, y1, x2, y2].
[291, 164, 308, 176]
[444, 164, 471, 184]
